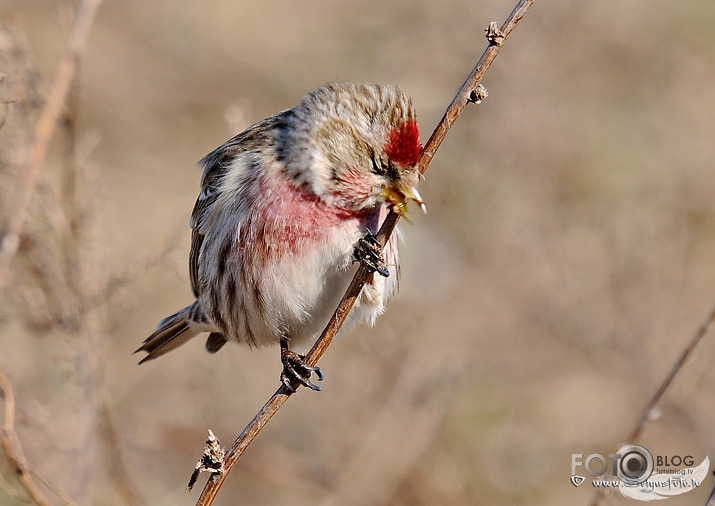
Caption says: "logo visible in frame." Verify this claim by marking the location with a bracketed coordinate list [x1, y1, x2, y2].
[570, 475, 586, 487]
[616, 444, 654, 485]
[570, 444, 708, 501]
[571, 444, 654, 485]
[619, 455, 709, 501]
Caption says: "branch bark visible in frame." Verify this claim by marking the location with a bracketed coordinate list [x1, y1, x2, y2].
[195, 1, 536, 503]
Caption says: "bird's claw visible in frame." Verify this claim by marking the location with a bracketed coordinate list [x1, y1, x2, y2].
[280, 349, 323, 392]
[354, 233, 389, 277]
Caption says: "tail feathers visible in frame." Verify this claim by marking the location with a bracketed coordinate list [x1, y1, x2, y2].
[205, 332, 228, 354]
[136, 303, 208, 364]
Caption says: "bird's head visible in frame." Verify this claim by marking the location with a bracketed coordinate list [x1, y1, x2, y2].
[281, 82, 425, 217]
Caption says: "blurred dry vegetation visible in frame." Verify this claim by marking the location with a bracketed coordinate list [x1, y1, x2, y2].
[1, 0, 715, 505]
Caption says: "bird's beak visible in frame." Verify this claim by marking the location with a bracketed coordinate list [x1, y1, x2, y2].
[381, 183, 427, 219]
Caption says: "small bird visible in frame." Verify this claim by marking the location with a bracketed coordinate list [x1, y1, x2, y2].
[136, 83, 424, 390]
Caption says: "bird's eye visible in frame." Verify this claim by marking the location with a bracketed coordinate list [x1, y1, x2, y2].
[371, 155, 386, 176]
[386, 159, 398, 180]
[370, 154, 400, 181]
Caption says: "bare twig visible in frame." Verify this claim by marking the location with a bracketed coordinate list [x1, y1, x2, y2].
[98, 402, 148, 506]
[102, 226, 186, 303]
[194, 1, 536, 504]
[0, 369, 75, 506]
[318, 343, 477, 504]
[0, 2, 140, 504]
[704, 483, 715, 506]
[29, 470, 77, 506]
[627, 305, 715, 444]
[0, 0, 103, 301]
[591, 303, 715, 506]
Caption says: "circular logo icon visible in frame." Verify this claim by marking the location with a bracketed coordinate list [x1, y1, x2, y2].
[616, 444, 654, 485]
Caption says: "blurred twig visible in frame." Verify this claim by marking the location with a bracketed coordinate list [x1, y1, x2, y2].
[59, 50, 144, 506]
[194, 1, 536, 504]
[591, 303, 715, 506]
[318, 342, 477, 504]
[101, 226, 186, 304]
[0, 370, 76, 506]
[0, 0, 103, 302]
[0, 2, 146, 503]
[98, 403, 148, 506]
[704, 483, 715, 506]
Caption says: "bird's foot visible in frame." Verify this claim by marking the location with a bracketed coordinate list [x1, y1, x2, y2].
[353, 233, 389, 277]
[280, 348, 323, 392]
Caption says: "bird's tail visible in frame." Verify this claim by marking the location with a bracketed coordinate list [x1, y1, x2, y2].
[135, 301, 207, 364]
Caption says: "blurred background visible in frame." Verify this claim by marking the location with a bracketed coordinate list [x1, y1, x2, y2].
[1, 0, 715, 504]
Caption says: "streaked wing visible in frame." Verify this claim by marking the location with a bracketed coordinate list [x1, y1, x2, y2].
[188, 112, 289, 297]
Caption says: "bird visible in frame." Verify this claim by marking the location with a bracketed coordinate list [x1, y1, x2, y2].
[135, 82, 424, 391]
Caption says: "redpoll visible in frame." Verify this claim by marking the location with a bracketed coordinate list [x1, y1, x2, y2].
[136, 83, 424, 390]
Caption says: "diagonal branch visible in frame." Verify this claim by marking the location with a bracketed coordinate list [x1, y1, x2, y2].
[194, 1, 536, 504]
[0, 0, 104, 302]
[705, 482, 715, 506]
[591, 302, 715, 506]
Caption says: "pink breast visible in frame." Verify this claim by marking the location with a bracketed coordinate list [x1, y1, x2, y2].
[250, 171, 368, 257]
